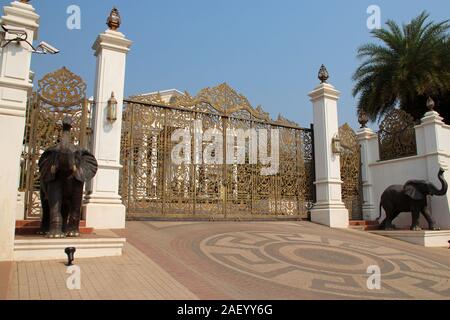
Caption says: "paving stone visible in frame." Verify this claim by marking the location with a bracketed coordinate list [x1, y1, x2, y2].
[6, 221, 450, 300]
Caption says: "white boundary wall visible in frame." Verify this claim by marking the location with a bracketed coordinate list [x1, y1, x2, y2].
[358, 110, 450, 229]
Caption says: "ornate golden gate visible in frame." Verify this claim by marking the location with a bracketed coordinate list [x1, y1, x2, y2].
[339, 123, 363, 220]
[120, 84, 315, 219]
[20, 67, 91, 219]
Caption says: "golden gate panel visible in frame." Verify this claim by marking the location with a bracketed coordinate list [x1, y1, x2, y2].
[120, 83, 315, 220]
[21, 67, 91, 219]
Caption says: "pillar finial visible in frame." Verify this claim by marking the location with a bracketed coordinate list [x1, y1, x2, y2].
[107, 7, 121, 31]
[426, 97, 435, 111]
[318, 64, 329, 83]
[358, 110, 369, 128]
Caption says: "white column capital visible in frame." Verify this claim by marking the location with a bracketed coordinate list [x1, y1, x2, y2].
[92, 29, 132, 56]
[419, 110, 444, 126]
[1, 1, 40, 37]
[415, 110, 445, 155]
[356, 127, 377, 141]
[308, 83, 341, 102]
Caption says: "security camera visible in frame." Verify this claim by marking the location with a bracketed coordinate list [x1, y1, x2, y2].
[35, 41, 60, 54]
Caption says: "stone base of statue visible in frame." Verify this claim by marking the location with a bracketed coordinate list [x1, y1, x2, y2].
[13, 229, 125, 261]
[369, 229, 450, 247]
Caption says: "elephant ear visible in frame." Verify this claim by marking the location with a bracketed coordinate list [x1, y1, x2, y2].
[403, 182, 426, 200]
[74, 149, 98, 182]
[38, 148, 58, 182]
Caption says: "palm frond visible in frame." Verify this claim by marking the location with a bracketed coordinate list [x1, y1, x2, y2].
[352, 11, 450, 123]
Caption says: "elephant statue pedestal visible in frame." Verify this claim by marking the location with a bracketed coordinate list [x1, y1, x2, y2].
[14, 219, 94, 236]
[372, 167, 450, 247]
[13, 229, 127, 261]
[369, 229, 450, 247]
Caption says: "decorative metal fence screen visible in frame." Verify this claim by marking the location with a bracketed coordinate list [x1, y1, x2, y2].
[20, 67, 92, 219]
[120, 84, 315, 219]
[339, 123, 363, 220]
[378, 109, 418, 161]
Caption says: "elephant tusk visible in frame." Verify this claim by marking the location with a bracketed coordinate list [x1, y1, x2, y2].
[67, 165, 78, 179]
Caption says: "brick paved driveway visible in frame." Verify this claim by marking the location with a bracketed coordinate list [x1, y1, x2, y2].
[6, 221, 450, 299]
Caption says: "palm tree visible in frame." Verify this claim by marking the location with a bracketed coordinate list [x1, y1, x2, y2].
[353, 12, 450, 123]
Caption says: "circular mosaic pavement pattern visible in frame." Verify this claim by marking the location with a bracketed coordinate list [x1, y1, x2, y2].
[200, 231, 450, 299]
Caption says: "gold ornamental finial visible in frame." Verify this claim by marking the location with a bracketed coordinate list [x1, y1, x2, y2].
[318, 64, 329, 83]
[358, 110, 369, 128]
[107, 7, 121, 31]
[19, 0, 30, 3]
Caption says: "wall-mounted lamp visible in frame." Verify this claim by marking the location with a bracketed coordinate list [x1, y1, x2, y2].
[331, 134, 342, 154]
[107, 92, 118, 122]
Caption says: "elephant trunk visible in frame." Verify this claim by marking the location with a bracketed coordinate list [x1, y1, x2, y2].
[430, 170, 448, 196]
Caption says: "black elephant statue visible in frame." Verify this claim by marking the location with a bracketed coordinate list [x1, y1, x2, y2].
[38, 117, 98, 238]
[378, 168, 448, 231]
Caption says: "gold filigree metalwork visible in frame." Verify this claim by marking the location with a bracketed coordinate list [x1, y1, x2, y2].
[339, 123, 362, 219]
[37, 67, 87, 107]
[128, 91, 171, 105]
[378, 109, 417, 161]
[21, 67, 91, 219]
[274, 114, 300, 127]
[121, 84, 315, 219]
[130, 83, 303, 127]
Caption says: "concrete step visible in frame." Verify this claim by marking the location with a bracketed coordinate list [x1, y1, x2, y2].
[349, 220, 379, 226]
[364, 225, 381, 231]
[14, 232, 126, 261]
[349, 220, 380, 231]
[349, 225, 365, 231]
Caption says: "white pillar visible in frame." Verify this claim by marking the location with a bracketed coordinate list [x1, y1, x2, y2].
[356, 126, 378, 220]
[309, 67, 349, 228]
[82, 11, 132, 229]
[414, 108, 450, 229]
[0, 1, 39, 261]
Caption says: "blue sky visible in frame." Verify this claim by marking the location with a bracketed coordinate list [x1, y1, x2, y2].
[6, 0, 450, 128]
